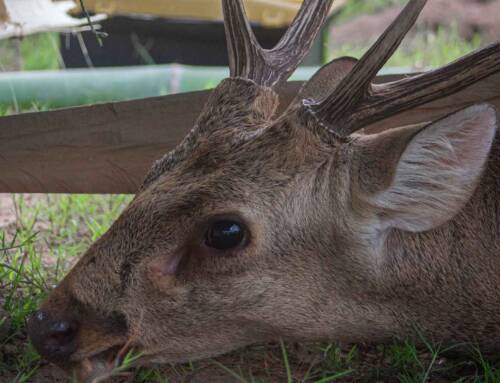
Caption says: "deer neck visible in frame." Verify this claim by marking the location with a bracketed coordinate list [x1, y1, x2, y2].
[377, 134, 500, 342]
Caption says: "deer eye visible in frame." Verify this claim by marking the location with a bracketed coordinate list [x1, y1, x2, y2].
[205, 221, 245, 250]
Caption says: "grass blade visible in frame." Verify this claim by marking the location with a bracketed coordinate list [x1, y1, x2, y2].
[280, 339, 293, 383]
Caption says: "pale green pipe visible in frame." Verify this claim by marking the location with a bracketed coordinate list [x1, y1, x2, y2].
[0, 65, 412, 108]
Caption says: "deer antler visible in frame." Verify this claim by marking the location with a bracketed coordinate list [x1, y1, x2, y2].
[222, 0, 334, 87]
[308, 0, 500, 137]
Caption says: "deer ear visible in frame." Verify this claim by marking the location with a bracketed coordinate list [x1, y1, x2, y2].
[356, 104, 497, 232]
[294, 57, 357, 104]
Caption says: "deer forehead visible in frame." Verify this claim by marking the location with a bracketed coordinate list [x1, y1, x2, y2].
[143, 130, 330, 203]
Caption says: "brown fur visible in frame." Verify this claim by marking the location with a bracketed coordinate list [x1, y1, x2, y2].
[33, 76, 499, 370]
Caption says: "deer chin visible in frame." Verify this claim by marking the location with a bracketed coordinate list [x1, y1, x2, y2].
[73, 340, 145, 383]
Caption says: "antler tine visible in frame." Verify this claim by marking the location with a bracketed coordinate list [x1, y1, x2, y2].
[346, 41, 500, 131]
[222, 0, 334, 87]
[222, 0, 262, 81]
[268, 0, 334, 85]
[312, 0, 427, 135]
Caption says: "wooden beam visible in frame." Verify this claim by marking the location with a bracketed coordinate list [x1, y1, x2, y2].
[0, 89, 214, 194]
[1, 73, 499, 194]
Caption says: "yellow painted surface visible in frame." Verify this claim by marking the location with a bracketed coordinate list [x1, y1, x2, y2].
[76, 0, 340, 28]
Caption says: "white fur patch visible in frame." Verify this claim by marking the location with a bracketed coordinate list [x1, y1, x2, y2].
[375, 104, 497, 232]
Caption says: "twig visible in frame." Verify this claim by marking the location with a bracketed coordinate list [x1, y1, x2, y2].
[78, 0, 107, 47]
[76, 32, 94, 68]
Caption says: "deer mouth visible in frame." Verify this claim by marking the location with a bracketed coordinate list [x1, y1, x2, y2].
[74, 341, 145, 383]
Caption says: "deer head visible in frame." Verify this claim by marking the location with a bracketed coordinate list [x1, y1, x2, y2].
[28, 0, 499, 380]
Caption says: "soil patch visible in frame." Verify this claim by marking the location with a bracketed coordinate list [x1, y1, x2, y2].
[0, 193, 16, 230]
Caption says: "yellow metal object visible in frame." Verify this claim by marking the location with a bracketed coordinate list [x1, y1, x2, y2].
[76, 0, 339, 28]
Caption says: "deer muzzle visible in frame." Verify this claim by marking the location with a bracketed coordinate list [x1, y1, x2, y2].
[27, 281, 130, 374]
[27, 309, 80, 365]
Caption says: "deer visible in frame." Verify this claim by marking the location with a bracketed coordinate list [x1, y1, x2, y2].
[27, 0, 500, 381]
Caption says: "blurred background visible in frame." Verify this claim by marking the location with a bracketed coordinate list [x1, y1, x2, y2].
[0, 0, 498, 112]
[1, 1, 500, 382]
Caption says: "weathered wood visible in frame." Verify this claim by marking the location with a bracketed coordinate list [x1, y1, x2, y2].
[0, 73, 499, 194]
[0, 90, 213, 194]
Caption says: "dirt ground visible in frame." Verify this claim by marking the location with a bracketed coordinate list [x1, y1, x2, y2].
[0, 194, 14, 229]
[0, 194, 43, 231]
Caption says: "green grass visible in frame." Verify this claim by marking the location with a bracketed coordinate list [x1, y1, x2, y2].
[329, 26, 482, 70]
[19, 34, 61, 71]
[0, 194, 132, 382]
[0, 33, 61, 72]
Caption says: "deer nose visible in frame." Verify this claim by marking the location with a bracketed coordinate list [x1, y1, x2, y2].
[27, 310, 79, 364]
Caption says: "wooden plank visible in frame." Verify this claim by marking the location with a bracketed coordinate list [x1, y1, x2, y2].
[0, 90, 214, 194]
[1, 73, 499, 194]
